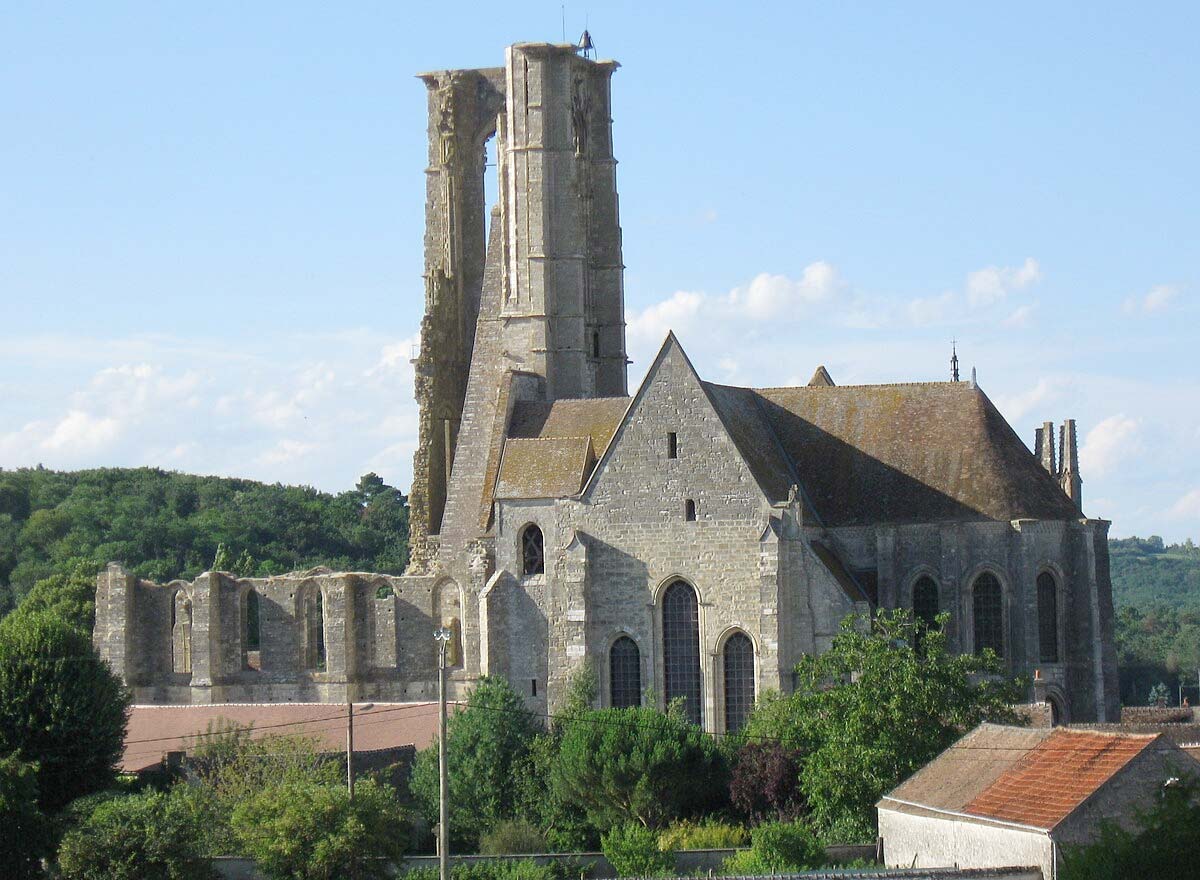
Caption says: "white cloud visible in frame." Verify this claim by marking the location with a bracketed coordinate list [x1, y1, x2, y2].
[1169, 488, 1200, 519]
[1003, 303, 1037, 327]
[1123, 284, 1179, 314]
[1080, 414, 1142, 477]
[995, 377, 1068, 422]
[906, 290, 957, 326]
[728, 263, 841, 319]
[965, 257, 1041, 308]
[258, 439, 317, 465]
[626, 290, 706, 345]
[41, 410, 122, 452]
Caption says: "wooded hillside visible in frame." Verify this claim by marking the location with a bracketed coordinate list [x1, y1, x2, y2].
[0, 467, 409, 616]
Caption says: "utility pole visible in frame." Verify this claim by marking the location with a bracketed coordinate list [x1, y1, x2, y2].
[346, 701, 374, 801]
[347, 700, 355, 800]
[434, 627, 452, 880]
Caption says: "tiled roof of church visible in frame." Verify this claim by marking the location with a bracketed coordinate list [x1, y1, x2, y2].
[715, 380, 1078, 525]
[496, 437, 596, 499]
[508, 397, 629, 457]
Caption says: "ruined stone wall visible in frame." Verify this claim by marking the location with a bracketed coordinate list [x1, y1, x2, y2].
[95, 565, 443, 704]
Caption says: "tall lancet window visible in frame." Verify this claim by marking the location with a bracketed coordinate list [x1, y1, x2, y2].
[609, 636, 641, 709]
[973, 573, 1004, 658]
[662, 580, 702, 726]
[723, 632, 755, 733]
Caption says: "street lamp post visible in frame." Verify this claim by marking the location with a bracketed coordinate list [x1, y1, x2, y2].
[433, 627, 452, 880]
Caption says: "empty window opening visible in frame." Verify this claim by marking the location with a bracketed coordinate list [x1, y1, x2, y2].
[912, 575, 939, 653]
[592, 330, 601, 359]
[245, 589, 261, 652]
[531, 678, 538, 697]
[667, 432, 678, 459]
[376, 584, 393, 600]
[303, 591, 327, 672]
[521, 524, 545, 576]
[610, 636, 641, 708]
[662, 580, 702, 726]
[723, 632, 755, 733]
[171, 591, 193, 675]
[973, 572, 1004, 658]
[684, 499, 696, 521]
[1037, 572, 1060, 663]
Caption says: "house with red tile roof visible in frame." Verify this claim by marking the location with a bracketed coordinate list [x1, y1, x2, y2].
[877, 723, 1200, 878]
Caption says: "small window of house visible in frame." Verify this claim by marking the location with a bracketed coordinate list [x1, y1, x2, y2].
[592, 331, 601, 359]
[685, 499, 696, 521]
[667, 432, 678, 459]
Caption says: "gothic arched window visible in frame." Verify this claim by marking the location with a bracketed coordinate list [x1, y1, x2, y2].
[973, 573, 1004, 658]
[609, 636, 641, 709]
[303, 590, 326, 671]
[662, 580, 702, 725]
[1037, 572, 1060, 663]
[245, 589, 261, 651]
[723, 632, 755, 733]
[521, 524, 544, 576]
[171, 591, 192, 675]
[913, 576, 939, 630]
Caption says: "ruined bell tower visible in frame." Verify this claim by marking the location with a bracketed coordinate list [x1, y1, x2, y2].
[408, 43, 628, 572]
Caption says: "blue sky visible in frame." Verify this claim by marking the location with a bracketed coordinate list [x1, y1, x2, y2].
[1, 3, 1197, 541]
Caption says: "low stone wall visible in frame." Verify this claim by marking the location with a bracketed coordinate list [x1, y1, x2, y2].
[1120, 706, 1197, 724]
[213, 850, 1038, 880]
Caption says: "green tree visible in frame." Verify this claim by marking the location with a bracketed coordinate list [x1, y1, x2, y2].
[410, 676, 539, 850]
[0, 610, 129, 810]
[56, 786, 215, 880]
[745, 610, 1023, 840]
[0, 753, 52, 880]
[552, 705, 729, 832]
[13, 561, 98, 632]
[231, 778, 407, 880]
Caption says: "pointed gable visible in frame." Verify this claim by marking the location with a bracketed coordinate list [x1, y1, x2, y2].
[808, 365, 835, 386]
[581, 334, 774, 517]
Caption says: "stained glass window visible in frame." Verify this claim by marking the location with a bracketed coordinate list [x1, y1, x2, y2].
[610, 636, 641, 708]
[663, 580, 702, 725]
[723, 632, 755, 733]
[973, 573, 1004, 657]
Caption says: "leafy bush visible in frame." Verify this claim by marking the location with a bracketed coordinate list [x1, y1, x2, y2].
[480, 819, 549, 855]
[729, 742, 806, 824]
[56, 786, 215, 880]
[231, 778, 408, 880]
[720, 821, 823, 875]
[188, 721, 343, 854]
[404, 861, 586, 880]
[0, 609, 129, 810]
[601, 823, 674, 878]
[411, 676, 540, 850]
[657, 818, 748, 851]
[0, 752, 51, 880]
[553, 706, 728, 832]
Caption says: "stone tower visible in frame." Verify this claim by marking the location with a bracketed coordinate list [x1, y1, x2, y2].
[408, 43, 628, 573]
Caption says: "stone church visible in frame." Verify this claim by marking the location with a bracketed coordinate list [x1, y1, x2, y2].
[93, 41, 1119, 727]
